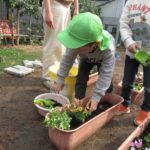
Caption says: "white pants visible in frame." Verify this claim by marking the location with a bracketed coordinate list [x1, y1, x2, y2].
[42, 0, 71, 80]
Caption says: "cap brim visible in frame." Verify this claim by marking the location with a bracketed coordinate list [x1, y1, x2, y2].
[98, 31, 111, 50]
[58, 29, 91, 49]
[58, 29, 112, 50]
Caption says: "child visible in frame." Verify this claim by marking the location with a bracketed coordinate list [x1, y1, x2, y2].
[119, 0, 150, 125]
[53, 12, 115, 111]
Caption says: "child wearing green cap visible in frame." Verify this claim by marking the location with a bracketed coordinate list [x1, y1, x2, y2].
[53, 12, 116, 111]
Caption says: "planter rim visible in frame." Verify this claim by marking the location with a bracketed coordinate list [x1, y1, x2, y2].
[47, 94, 123, 132]
[89, 72, 98, 77]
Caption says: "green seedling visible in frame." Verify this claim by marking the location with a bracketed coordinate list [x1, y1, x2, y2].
[34, 99, 61, 109]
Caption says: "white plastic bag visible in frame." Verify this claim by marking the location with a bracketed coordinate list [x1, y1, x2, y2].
[23, 60, 43, 68]
[4, 65, 34, 77]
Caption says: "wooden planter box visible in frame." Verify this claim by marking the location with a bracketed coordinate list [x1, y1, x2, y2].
[117, 81, 144, 105]
[118, 117, 150, 150]
[47, 93, 124, 150]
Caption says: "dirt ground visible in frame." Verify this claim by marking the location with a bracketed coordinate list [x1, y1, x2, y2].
[0, 46, 141, 150]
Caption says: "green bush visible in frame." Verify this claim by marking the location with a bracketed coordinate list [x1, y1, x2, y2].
[71, 0, 101, 17]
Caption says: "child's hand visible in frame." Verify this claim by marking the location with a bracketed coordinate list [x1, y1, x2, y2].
[127, 43, 139, 54]
[74, 98, 80, 103]
[53, 82, 64, 93]
[86, 99, 98, 112]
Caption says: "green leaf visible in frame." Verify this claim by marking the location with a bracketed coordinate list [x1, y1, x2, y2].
[44, 109, 72, 130]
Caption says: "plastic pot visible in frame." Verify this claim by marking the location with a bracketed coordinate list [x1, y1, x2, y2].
[34, 93, 70, 117]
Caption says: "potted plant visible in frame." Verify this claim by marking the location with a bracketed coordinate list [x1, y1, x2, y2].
[44, 93, 123, 150]
[117, 72, 144, 105]
[118, 117, 150, 150]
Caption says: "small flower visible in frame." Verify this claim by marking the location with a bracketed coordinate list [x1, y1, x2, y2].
[137, 78, 142, 82]
[134, 139, 143, 148]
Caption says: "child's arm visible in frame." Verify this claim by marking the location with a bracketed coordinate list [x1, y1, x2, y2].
[54, 48, 77, 93]
[120, 0, 136, 50]
[91, 49, 115, 103]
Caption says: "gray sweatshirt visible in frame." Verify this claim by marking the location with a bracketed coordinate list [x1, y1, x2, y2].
[56, 31, 116, 102]
[120, 0, 150, 58]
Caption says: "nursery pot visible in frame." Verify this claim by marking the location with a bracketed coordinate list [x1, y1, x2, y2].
[47, 93, 124, 150]
[118, 117, 150, 150]
[34, 93, 70, 117]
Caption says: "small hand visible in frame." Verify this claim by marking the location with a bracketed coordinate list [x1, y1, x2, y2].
[73, 9, 79, 16]
[53, 83, 64, 93]
[45, 13, 54, 29]
[74, 98, 80, 103]
[86, 99, 99, 112]
[127, 43, 139, 54]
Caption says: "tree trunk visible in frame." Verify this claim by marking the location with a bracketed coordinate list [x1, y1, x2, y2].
[11, 9, 14, 46]
[5, 0, 10, 19]
[16, 8, 20, 45]
[29, 15, 32, 44]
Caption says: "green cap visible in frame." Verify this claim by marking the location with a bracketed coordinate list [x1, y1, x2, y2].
[58, 12, 111, 50]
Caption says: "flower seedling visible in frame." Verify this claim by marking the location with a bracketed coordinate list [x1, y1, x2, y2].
[44, 100, 92, 130]
[44, 109, 72, 130]
[130, 131, 150, 149]
[133, 73, 143, 91]
[66, 101, 91, 122]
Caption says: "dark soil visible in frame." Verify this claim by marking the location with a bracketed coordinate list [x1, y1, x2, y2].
[70, 102, 111, 129]
[90, 102, 111, 117]
[0, 46, 142, 150]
